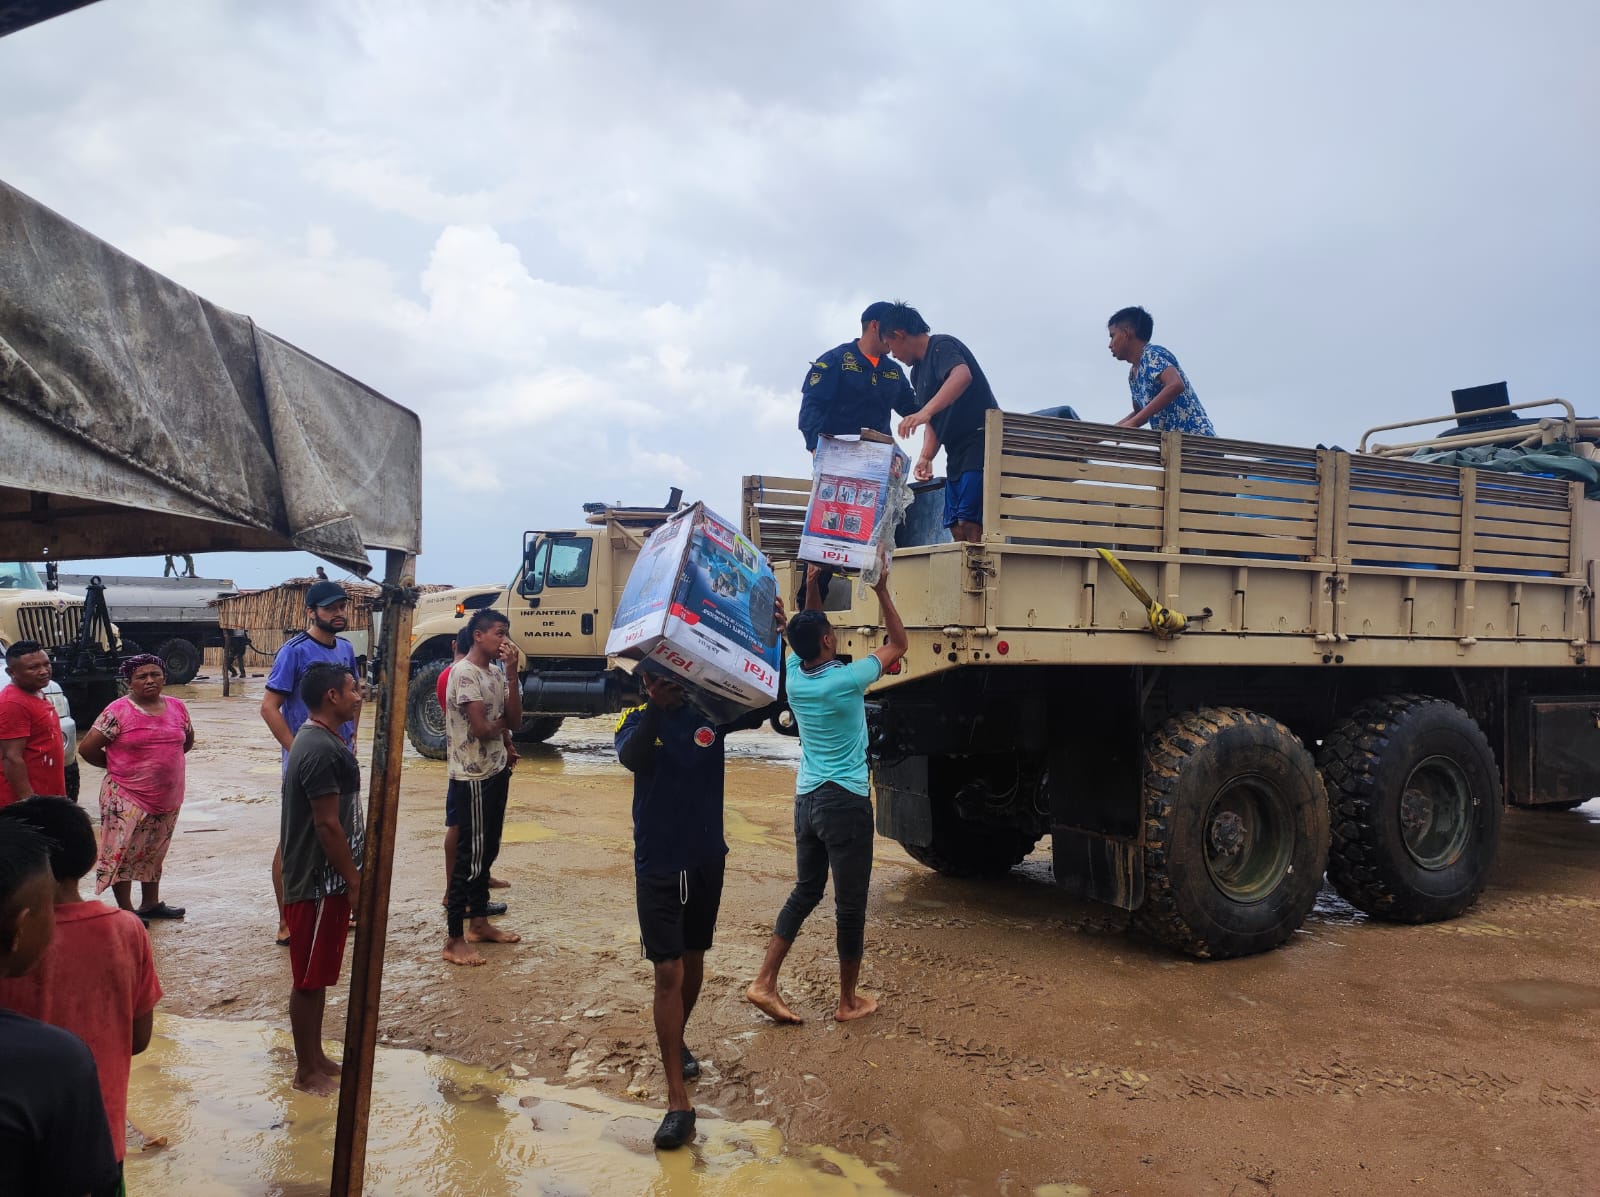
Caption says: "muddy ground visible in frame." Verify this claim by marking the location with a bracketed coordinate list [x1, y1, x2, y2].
[116, 679, 1598, 1196]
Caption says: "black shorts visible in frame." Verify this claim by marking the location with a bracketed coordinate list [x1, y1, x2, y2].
[635, 857, 726, 964]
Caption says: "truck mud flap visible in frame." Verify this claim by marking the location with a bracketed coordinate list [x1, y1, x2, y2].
[1051, 825, 1144, 911]
[874, 757, 933, 847]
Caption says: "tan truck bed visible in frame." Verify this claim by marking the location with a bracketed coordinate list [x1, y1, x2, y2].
[745, 410, 1597, 677]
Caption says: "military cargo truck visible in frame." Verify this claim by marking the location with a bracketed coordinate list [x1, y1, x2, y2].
[742, 403, 1600, 959]
[404, 492, 686, 759]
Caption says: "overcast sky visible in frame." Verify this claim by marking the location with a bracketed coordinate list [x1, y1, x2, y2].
[3, 0, 1596, 589]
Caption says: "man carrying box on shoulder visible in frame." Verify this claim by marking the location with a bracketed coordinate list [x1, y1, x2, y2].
[613, 599, 781, 1152]
[879, 301, 1000, 543]
[746, 559, 907, 1026]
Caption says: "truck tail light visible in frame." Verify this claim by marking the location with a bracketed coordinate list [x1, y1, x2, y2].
[997, 641, 1010, 655]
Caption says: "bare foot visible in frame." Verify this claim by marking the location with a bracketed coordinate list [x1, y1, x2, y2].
[745, 982, 804, 1024]
[835, 992, 879, 1023]
[488, 876, 511, 890]
[466, 924, 522, 944]
[292, 1068, 338, 1096]
[442, 938, 486, 966]
[318, 1056, 343, 1077]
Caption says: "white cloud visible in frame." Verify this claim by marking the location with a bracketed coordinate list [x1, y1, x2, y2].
[1, 0, 1595, 588]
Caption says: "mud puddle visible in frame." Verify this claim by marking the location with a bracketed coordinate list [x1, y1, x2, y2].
[126, 1015, 903, 1196]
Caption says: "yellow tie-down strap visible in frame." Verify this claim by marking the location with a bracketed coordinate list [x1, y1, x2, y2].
[1095, 547, 1188, 640]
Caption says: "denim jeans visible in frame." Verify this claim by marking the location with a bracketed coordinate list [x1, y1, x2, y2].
[774, 781, 874, 960]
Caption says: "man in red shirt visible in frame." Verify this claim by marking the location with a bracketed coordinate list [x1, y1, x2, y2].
[0, 641, 67, 806]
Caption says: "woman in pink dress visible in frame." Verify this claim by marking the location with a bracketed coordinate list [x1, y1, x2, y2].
[77, 653, 195, 920]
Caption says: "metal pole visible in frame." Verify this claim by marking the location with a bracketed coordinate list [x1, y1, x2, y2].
[330, 550, 416, 1197]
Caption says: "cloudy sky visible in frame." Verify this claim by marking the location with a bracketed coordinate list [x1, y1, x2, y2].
[3, 0, 1596, 588]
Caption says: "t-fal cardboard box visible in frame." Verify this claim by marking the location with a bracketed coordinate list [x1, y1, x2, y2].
[799, 436, 911, 572]
[606, 502, 782, 721]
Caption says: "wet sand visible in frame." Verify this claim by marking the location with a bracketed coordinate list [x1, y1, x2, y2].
[115, 679, 1599, 1195]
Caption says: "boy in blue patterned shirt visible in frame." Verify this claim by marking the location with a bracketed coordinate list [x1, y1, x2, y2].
[1108, 306, 1216, 436]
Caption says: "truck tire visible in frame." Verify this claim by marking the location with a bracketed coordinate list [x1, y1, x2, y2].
[65, 762, 80, 803]
[156, 638, 202, 685]
[1134, 707, 1329, 960]
[405, 660, 449, 761]
[1318, 695, 1501, 923]
[900, 806, 1039, 879]
[513, 715, 565, 745]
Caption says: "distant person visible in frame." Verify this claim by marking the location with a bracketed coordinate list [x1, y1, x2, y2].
[438, 626, 509, 914]
[0, 798, 162, 1179]
[262, 580, 359, 946]
[746, 560, 907, 1025]
[0, 640, 66, 807]
[0, 821, 122, 1197]
[798, 300, 919, 453]
[162, 553, 197, 579]
[279, 662, 365, 1095]
[315, 566, 329, 581]
[76, 654, 194, 921]
[224, 628, 253, 679]
[613, 619, 779, 1151]
[441, 609, 523, 967]
[880, 302, 1000, 543]
[1107, 306, 1216, 435]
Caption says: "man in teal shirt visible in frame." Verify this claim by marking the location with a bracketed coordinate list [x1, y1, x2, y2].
[746, 561, 907, 1024]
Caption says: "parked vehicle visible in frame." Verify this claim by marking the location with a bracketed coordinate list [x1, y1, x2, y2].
[741, 399, 1600, 959]
[56, 572, 237, 685]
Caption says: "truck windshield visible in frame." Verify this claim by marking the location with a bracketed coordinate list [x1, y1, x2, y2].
[0, 563, 45, 590]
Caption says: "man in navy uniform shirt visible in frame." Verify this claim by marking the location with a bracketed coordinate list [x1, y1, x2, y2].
[613, 657, 774, 1152]
[797, 300, 919, 453]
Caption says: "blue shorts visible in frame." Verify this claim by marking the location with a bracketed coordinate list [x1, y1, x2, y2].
[943, 470, 983, 528]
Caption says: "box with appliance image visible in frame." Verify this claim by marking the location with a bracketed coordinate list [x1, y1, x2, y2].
[606, 502, 782, 720]
[798, 435, 910, 572]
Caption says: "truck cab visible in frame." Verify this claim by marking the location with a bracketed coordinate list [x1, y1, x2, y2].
[403, 494, 681, 759]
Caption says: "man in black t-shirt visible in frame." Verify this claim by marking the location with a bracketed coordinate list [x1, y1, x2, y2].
[879, 301, 1000, 543]
[279, 662, 365, 1096]
[0, 822, 120, 1197]
[613, 659, 772, 1152]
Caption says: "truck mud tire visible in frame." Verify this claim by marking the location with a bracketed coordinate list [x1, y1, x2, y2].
[65, 762, 80, 803]
[1318, 695, 1501, 923]
[900, 808, 1039, 879]
[513, 715, 565, 745]
[405, 660, 449, 761]
[1134, 707, 1329, 960]
[155, 637, 202, 685]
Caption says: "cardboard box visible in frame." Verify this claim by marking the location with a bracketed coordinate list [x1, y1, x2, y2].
[799, 436, 910, 572]
[606, 502, 782, 721]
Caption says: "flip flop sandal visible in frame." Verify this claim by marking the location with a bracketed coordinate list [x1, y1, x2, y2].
[140, 902, 186, 920]
[276, 935, 292, 947]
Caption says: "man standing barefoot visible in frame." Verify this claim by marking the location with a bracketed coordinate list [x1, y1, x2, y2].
[280, 663, 364, 1095]
[442, 609, 522, 967]
[262, 581, 360, 946]
[746, 562, 907, 1024]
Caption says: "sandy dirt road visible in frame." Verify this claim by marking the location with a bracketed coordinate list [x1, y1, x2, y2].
[122, 680, 1598, 1196]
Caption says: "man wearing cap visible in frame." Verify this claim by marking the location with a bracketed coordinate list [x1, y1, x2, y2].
[261, 579, 361, 947]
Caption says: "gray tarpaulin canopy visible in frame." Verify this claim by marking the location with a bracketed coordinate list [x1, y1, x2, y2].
[0, 178, 421, 573]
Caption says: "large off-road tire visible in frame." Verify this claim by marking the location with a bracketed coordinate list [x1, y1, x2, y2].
[513, 715, 565, 745]
[1318, 694, 1501, 923]
[155, 637, 202, 685]
[405, 660, 449, 760]
[900, 805, 1039, 879]
[1135, 707, 1329, 960]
